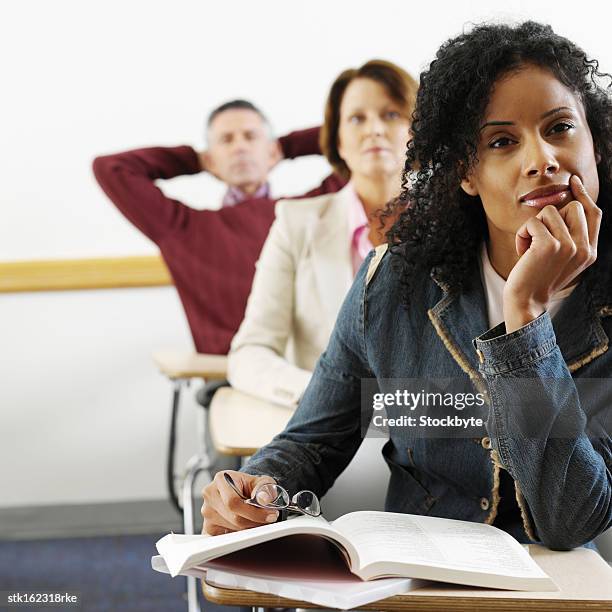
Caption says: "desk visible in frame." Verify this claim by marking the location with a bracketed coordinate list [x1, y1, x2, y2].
[152, 350, 228, 381]
[202, 545, 612, 611]
[209, 387, 294, 456]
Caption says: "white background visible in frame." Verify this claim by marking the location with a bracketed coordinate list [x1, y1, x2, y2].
[1, 0, 611, 552]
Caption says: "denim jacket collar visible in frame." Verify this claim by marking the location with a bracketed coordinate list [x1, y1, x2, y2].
[428, 265, 490, 395]
[429, 257, 612, 378]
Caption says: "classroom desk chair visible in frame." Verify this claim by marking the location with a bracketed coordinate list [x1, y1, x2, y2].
[152, 350, 227, 517]
[153, 355, 291, 612]
[207, 387, 296, 612]
[153, 350, 228, 612]
[208, 387, 293, 457]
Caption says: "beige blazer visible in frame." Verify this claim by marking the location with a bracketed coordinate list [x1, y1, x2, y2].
[228, 185, 356, 407]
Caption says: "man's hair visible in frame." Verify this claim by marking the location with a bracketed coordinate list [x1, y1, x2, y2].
[206, 99, 269, 128]
[319, 60, 418, 180]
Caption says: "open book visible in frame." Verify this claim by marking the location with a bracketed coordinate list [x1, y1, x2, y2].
[152, 535, 426, 610]
[155, 510, 557, 592]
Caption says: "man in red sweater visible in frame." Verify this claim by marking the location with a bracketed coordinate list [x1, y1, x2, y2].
[93, 100, 344, 354]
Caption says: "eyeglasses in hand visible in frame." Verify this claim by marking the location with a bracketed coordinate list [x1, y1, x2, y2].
[223, 472, 321, 517]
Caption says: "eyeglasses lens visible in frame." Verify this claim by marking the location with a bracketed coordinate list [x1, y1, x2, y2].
[252, 483, 289, 508]
[292, 490, 321, 516]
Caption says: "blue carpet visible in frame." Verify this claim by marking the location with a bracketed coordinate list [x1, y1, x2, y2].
[0, 533, 244, 612]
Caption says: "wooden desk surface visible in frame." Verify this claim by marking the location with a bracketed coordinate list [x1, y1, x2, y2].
[209, 387, 293, 456]
[152, 350, 228, 380]
[202, 545, 612, 611]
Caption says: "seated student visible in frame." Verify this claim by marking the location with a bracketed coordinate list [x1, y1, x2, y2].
[92, 100, 345, 355]
[201, 21, 612, 550]
[227, 60, 417, 408]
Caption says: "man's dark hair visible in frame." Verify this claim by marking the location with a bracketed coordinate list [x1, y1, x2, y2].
[384, 20, 612, 301]
[206, 99, 269, 127]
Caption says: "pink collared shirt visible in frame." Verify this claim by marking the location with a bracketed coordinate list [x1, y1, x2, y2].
[221, 182, 271, 207]
[345, 183, 374, 276]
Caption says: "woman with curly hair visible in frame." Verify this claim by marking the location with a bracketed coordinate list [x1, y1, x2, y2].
[202, 21, 612, 551]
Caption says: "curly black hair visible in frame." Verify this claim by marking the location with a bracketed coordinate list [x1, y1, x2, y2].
[387, 20, 612, 299]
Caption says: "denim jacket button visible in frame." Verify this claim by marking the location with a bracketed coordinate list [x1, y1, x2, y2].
[480, 497, 490, 511]
[476, 349, 484, 364]
[481, 436, 492, 450]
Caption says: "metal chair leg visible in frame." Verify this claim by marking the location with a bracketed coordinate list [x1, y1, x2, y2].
[167, 379, 212, 513]
[182, 454, 211, 535]
[182, 453, 212, 612]
[167, 378, 216, 612]
[186, 575, 201, 612]
[167, 378, 188, 514]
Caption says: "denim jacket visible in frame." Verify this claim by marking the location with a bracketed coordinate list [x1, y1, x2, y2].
[244, 244, 612, 549]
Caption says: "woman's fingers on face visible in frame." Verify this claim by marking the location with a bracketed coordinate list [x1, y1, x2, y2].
[570, 175, 602, 246]
[515, 216, 546, 257]
[560, 201, 592, 263]
[515, 229, 532, 258]
[516, 216, 534, 254]
[536, 205, 574, 255]
[570, 174, 596, 208]
[517, 215, 554, 244]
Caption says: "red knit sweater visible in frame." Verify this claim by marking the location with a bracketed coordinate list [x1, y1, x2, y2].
[92, 128, 345, 354]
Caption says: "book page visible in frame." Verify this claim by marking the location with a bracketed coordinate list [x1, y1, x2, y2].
[204, 534, 363, 581]
[156, 515, 351, 577]
[332, 512, 549, 579]
[154, 535, 426, 609]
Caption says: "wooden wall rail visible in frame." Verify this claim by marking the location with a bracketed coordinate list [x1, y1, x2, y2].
[0, 255, 173, 293]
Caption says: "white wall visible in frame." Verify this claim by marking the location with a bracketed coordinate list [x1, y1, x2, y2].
[1, 287, 198, 505]
[1, 0, 611, 553]
[3, 0, 612, 262]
